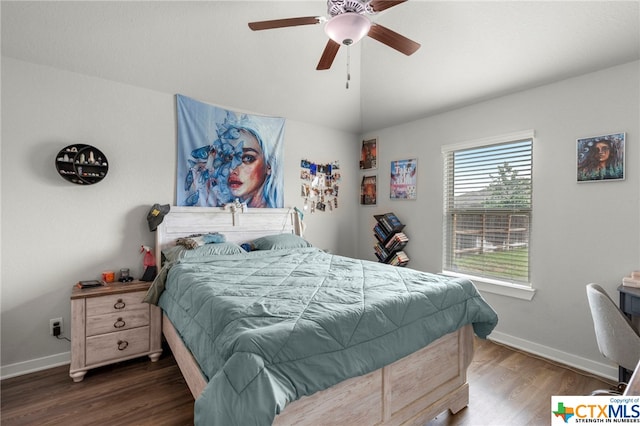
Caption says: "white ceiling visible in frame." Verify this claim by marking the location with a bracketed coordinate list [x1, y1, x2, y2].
[2, 1, 639, 134]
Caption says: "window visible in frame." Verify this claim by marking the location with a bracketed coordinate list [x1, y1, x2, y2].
[442, 131, 533, 293]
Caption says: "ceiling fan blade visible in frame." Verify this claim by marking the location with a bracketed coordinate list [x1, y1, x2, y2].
[367, 23, 420, 56]
[370, 0, 407, 13]
[316, 39, 341, 70]
[248, 16, 321, 31]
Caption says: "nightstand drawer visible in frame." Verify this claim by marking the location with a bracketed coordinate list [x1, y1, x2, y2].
[86, 291, 147, 316]
[86, 309, 150, 336]
[86, 326, 150, 365]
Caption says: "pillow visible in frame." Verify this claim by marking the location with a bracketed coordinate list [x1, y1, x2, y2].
[175, 232, 226, 249]
[203, 232, 226, 244]
[163, 242, 246, 262]
[175, 236, 203, 249]
[247, 234, 312, 251]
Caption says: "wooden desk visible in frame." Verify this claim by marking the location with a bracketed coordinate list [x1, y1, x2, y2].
[618, 285, 640, 318]
[617, 285, 640, 383]
[624, 360, 640, 396]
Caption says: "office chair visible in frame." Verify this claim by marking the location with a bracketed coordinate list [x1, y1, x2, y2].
[586, 283, 640, 395]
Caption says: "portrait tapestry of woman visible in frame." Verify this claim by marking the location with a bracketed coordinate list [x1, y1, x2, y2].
[176, 95, 285, 207]
[577, 133, 625, 182]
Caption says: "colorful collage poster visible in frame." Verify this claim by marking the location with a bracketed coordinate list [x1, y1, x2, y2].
[300, 159, 340, 213]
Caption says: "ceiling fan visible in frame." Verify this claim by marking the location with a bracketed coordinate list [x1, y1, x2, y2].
[248, 0, 420, 71]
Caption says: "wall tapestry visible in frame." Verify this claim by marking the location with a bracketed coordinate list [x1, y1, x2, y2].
[360, 138, 378, 170]
[577, 132, 625, 182]
[300, 159, 340, 213]
[390, 158, 417, 200]
[176, 94, 285, 207]
[361, 174, 377, 205]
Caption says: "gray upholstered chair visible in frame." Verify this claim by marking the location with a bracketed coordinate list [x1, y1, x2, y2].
[586, 283, 640, 395]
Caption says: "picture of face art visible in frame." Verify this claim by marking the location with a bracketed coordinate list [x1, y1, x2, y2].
[176, 94, 285, 207]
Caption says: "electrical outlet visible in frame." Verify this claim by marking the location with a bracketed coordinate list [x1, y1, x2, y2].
[50, 317, 63, 336]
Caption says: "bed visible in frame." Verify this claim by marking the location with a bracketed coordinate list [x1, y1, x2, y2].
[146, 206, 498, 425]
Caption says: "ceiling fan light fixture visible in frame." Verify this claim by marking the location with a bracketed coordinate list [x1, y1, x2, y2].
[324, 12, 371, 46]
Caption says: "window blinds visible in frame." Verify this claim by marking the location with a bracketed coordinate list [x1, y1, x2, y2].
[442, 134, 533, 285]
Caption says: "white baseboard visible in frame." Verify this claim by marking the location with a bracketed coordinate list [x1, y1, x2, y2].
[1, 333, 618, 383]
[1, 351, 70, 380]
[489, 330, 618, 382]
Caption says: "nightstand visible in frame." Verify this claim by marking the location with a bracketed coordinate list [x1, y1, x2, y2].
[69, 281, 162, 382]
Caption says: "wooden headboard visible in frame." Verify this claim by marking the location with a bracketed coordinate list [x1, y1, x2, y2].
[154, 206, 302, 267]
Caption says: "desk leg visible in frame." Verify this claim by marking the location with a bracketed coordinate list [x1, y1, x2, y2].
[618, 292, 633, 383]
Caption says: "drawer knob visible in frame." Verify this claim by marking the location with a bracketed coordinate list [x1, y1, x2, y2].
[117, 340, 129, 351]
[113, 318, 126, 328]
[114, 299, 126, 309]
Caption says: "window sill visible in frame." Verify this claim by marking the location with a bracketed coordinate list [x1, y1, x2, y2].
[441, 271, 536, 301]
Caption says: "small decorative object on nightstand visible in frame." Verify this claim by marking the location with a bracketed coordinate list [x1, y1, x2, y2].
[140, 245, 157, 282]
[69, 281, 162, 382]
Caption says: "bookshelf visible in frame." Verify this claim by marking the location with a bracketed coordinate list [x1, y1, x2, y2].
[373, 212, 409, 266]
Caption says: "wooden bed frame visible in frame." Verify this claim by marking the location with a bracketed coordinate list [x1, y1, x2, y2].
[155, 206, 474, 425]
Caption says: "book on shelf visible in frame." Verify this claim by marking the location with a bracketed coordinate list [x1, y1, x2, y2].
[623, 271, 640, 288]
[374, 243, 390, 261]
[373, 224, 389, 241]
[383, 212, 404, 230]
[375, 212, 405, 233]
[374, 251, 386, 262]
[388, 251, 409, 266]
[385, 232, 409, 251]
[386, 242, 407, 254]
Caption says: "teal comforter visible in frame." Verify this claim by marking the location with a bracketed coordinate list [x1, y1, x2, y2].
[147, 247, 498, 425]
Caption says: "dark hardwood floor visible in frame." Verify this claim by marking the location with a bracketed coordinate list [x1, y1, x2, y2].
[1, 342, 194, 426]
[1, 339, 613, 425]
[428, 339, 614, 426]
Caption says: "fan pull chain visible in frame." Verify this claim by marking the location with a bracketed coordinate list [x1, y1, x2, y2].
[346, 44, 351, 89]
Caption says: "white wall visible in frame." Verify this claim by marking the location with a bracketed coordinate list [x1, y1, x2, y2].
[3, 57, 638, 381]
[0, 57, 359, 376]
[357, 61, 640, 379]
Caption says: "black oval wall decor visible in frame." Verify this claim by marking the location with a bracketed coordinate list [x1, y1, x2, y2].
[55, 144, 109, 185]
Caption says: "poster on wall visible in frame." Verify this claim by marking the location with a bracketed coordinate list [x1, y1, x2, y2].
[176, 94, 285, 207]
[300, 159, 340, 213]
[390, 158, 417, 200]
[360, 138, 378, 170]
[361, 175, 377, 205]
[577, 132, 625, 182]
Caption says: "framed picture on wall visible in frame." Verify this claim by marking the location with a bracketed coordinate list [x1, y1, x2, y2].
[360, 175, 377, 205]
[360, 138, 378, 170]
[390, 158, 417, 200]
[577, 132, 625, 182]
